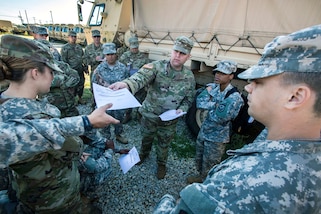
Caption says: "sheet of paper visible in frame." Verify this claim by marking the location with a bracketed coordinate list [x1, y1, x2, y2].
[92, 83, 141, 110]
[118, 147, 140, 174]
[159, 109, 187, 121]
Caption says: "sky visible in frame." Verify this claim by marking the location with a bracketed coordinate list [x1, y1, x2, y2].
[0, 0, 92, 25]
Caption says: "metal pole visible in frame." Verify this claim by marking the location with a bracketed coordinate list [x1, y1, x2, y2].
[50, 11, 54, 24]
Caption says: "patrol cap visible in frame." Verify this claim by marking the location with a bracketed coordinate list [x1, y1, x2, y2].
[129, 36, 139, 48]
[103, 43, 116, 55]
[33, 26, 49, 35]
[0, 35, 62, 73]
[213, 60, 237, 75]
[173, 36, 194, 54]
[68, 30, 77, 37]
[92, 30, 101, 37]
[238, 25, 321, 80]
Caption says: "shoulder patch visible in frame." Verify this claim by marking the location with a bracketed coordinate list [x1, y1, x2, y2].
[143, 63, 153, 69]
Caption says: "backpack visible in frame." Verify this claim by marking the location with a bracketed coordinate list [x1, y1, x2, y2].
[225, 87, 265, 137]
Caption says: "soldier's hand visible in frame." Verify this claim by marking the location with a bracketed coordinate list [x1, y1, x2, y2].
[109, 82, 129, 90]
[118, 149, 130, 154]
[87, 104, 120, 128]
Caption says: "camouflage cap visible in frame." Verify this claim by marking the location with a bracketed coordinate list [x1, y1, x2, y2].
[68, 30, 77, 37]
[238, 25, 321, 79]
[0, 35, 62, 73]
[33, 26, 49, 35]
[129, 37, 139, 48]
[103, 43, 117, 55]
[173, 36, 194, 54]
[214, 60, 237, 75]
[92, 30, 101, 37]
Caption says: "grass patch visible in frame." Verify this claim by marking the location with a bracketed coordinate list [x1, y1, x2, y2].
[170, 134, 196, 158]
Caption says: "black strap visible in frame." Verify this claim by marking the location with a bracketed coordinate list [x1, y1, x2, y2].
[224, 87, 239, 99]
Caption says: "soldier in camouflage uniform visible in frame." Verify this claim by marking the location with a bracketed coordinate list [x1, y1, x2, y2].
[37, 40, 80, 117]
[32, 26, 62, 61]
[110, 36, 195, 179]
[187, 60, 243, 184]
[119, 36, 150, 123]
[153, 25, 321, 213]
[61, 30, 88, 104]
[83, 30, 104, 88]
[0, 34, 119, 213]
[92, 42, 130, 144]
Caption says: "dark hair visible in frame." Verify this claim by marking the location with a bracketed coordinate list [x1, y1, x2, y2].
[0, 57, 46, 82]
[281, 72, 321, 116]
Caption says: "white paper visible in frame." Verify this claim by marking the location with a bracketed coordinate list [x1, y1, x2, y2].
[92, 83, 141, 110]
[159, 109, 187, 121]
[118, 147, 140, 174]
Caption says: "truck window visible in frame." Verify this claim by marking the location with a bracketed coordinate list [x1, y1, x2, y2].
[89, 4, 105, 26]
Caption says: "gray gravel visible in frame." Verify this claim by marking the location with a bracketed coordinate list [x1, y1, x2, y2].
[77, 104, 197, 213]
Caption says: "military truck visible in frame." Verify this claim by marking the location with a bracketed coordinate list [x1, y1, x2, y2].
[77, 0, 321, 135]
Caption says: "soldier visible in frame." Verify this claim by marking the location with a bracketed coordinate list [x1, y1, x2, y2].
[83, 30, 104, 88]
[0, 34, 119, 213]
[187, 60, 244, 184]
[109, 36, 195, 179]
[61, 30, 88, 104]
[92, 43, 129, 144]
[119, 36, 149, 123]
[153, 25, 321, 213]
[37, 39, 80, 117]
[31, 25, 49, 40]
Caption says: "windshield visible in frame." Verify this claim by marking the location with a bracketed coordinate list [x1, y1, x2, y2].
[89, 4, 105, 26]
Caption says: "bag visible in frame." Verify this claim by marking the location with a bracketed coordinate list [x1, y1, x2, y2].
[225, 87, 265, 137]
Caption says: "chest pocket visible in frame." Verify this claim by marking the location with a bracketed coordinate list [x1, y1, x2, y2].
[215, 99, 232, 118]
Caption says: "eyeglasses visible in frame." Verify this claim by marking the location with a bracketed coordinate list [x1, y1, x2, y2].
[70, 36, 76, 38]
[93, 36, 101, 38]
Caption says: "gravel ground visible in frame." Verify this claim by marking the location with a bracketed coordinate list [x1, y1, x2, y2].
[77, 103, 197, 213]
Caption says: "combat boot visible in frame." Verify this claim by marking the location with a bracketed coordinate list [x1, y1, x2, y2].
[157, 164, 166, 179]
[116, 134, 128, 144]
[136, 154, 147, 165]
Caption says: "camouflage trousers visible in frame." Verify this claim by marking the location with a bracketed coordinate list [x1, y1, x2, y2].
[102, 109, 126, 138]
[75, 69, 85, 97]
[195, 136, 227, 176]
[140, 115, 177, 165]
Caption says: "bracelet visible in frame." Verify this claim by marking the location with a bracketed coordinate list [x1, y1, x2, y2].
[82, 116, 93, 131]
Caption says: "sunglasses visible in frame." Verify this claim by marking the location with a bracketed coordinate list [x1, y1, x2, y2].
[93, 36, 101, 38]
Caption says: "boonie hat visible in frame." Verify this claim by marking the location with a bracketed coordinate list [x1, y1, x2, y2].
[214, 60, 237, 75]
[92, 30, 101, 37]
[0, 35, 62, 73]
[173, 36, 194, 54]
[238, 24, 321, 80]
[129, 37, 139, 48]
[33, 26, 49, 35]
[68, 31, 77, 37]
[103, 43, 117, 55]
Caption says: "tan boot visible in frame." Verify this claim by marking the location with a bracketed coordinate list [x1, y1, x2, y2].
[116, 134, 128, 144]
[157, 164, 166, 179]
[186, 175, 204, 184]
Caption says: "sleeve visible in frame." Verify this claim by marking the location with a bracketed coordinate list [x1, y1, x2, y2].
[196, 88, 216, 110]
[60, 46, 68, 63]
[0, 116, 85, 168]
[83, 149, 113, 173]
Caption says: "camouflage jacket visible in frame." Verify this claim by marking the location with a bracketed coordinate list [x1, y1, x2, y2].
[61, 42, 85, 71]
[0, 98, 84, 212]
[92, 60, 129, 87]
[153, 138, 321, 214]
[123, 60, 195, 117]
[83, 43, 104, 71]
[119, 50, 149, 75]
[40, 61, 79, 114]
[196, 83, 243, 142]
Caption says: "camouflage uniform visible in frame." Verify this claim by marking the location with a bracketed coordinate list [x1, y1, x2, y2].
[119, 50, 149, 76]
[61, 39, 86, 98]
[195, 82, 243, 176]
[92, 47, 129, 139]
[123, 59, 195, 165]
[83, 43, 104, 73]
[78, 130, 113, 197]
[41, 61, 80, 117]
[153, 25, 321, 214]
[0, 98, 84, 213]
